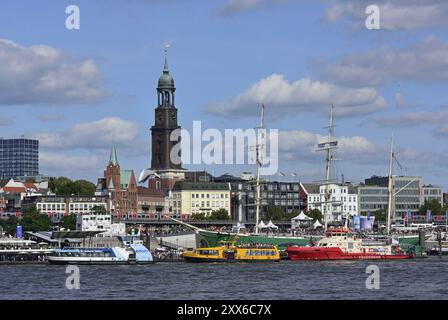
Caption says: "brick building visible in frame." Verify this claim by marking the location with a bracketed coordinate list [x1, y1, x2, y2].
[96, 143, 138, 215]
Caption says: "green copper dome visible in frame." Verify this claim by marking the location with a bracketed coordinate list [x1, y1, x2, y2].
[158, 54, 175, 88]
[158, 72, 174, 88]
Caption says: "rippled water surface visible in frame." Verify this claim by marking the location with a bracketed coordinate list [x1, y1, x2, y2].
[1, 257, 448, 299]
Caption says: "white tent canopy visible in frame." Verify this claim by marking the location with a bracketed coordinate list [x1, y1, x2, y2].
[266, 220, 279, 229]
[257, 220, 268, 229]
[237, 222, 246, 229]
[291, 211, 313, 229]
[293, 211, 313, 221]
[313, 220, 323, 229]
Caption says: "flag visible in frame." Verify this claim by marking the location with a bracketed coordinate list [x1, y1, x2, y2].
[445, 210, 448, 222]
[406, 210, 412, 221]
[427, 210, 432, 222]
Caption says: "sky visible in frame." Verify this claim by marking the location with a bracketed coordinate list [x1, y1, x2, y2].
[0, 0, 447, 190]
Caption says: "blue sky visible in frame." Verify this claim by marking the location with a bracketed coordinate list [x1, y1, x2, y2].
[1, 0, 447, 190]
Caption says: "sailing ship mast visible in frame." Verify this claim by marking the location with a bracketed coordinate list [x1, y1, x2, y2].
[254, 104, 265, 234]
[386, 135, 394, 235]
[317, 105, 338, 230]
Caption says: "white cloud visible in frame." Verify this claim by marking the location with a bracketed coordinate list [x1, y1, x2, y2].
[373, 110, 448, 137]
[40, 152, 103, 171]
[0, 39, 107, 106]
[324, 0, 448, 30]
[206, 74, 387, 119]
[394, 93, 420, 109]
[318, 38, 448, 87]
[39, 152, 104, 182]
[277, 130, 383, 164]
[212, 0, 448, 30]
[213, 0, 265, 16]
[33, 117, 141, 151]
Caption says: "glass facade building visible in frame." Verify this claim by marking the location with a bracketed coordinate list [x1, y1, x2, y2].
[358, 176, 422, 219]
[0, 138, 39, 179]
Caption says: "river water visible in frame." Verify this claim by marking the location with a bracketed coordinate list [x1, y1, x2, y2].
[1, 256, 447, 300]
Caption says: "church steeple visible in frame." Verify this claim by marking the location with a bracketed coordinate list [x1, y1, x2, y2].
[109, 142, 119, 166]
[163, 48, 169, 72]
[151, 47, 182, 171]
[157, 46, 175, 108]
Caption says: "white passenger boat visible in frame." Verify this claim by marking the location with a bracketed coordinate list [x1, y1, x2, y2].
[48, 242, 153, 265]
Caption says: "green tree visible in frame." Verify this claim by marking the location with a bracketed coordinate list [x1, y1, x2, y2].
[49, 177, 73, 195]
[0, 216, 19, 236]
[372, 209, 386, 222]
[21, 206, 52, 232]
[48, 177, 96, 196]
[282, 209, 300, 220]
[266, 206, 284, 221]
[72, 179, 96, 196]
[419, 199, 443, 215]
[60, 214, 76, 230]
[91, 205, 107, 214]
[209, 209, 229, 220]
[307, 209, 322, 221]
[191, 212, 207, 221]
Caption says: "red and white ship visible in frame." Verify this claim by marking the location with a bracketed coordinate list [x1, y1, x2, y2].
[286, 228, 413, 261]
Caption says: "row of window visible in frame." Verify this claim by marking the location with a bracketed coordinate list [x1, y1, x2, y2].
[248, 193, 300, 199]
[37, 203, 106, 211]
[244, 250, 277, 256]
[191, 201, 229, 208]
[309, 196, 357, 203]
[245, 185, 300, 191]
[310, 204, 357, 212]
[190, 193, 229, 199]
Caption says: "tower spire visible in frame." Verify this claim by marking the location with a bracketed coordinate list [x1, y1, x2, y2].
[109, 142, 119, 166]
[163, 44, 170, 73]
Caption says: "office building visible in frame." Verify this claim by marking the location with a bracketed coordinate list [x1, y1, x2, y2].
[0, 138, 38, 179]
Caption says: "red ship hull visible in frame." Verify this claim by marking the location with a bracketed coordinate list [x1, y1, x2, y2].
[286, 246, 413, 261]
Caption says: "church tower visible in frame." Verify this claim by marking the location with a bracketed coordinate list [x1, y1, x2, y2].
[150, 48, 185, 191]
[151, 49, 182, 171]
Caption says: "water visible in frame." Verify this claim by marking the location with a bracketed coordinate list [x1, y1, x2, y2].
[1, 256, 448, 300]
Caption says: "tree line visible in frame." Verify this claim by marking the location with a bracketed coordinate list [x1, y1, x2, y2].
[48, 177, 96, 196]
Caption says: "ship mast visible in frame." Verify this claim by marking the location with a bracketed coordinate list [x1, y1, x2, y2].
[386, 135, 394, 235]
[317, 105, 337, 230]
[254, 104, 265, 234]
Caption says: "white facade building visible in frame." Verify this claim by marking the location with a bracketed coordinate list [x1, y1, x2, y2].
[307, 184, 358, 222]
[76, 213, 126, 236]
[34, 196, 108, 222]
[423, 185, 443, 204]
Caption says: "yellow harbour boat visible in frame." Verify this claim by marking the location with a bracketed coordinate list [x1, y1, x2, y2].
[182, 241, 280, 263]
